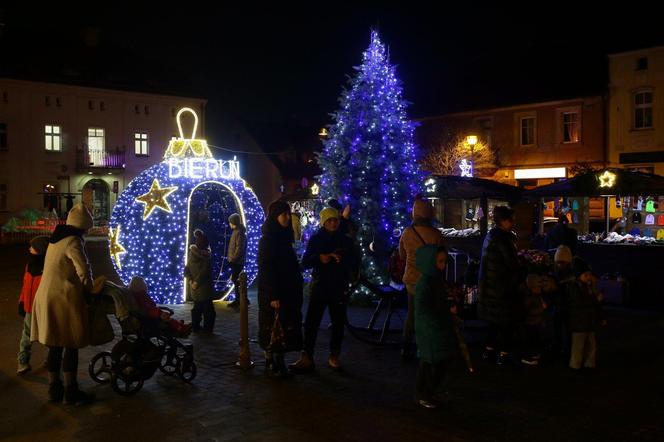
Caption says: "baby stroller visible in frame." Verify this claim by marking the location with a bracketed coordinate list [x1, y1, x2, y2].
[88, 285, 196, 396]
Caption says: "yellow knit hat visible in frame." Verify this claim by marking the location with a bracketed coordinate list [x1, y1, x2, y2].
[320, 207, 340, 227]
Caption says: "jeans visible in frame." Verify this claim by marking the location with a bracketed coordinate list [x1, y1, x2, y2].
[570, 332, 597, 369]
[304, 286, 347, 357]
[17, 313, 32, 364]
[416, 360, 447, 401]
[192, 299, 216, 331]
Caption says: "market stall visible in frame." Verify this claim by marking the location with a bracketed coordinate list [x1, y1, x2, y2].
[422, 175, 524, 284]
[525, 169, 664, 308]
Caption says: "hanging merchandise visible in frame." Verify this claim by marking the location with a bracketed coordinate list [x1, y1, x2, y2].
[615, 196, 621, 209]
[632, 211, 642, 224]
[629, 227, 641, 236]
[636, 196, 644, 211]
[657, 229, 664, 240]
[573, 211, 579, 224]
[473, 204, 481, 221]
[643, 228, 653, 238]
[645, 214, 656, 225]
[658, 214, 664, 226]
[465, 206, 475, 221]
[566, 212, 573, 224]
[476, 206, 485, 220]
[646, 198, 656, 213]
[572, 199, 580, 211]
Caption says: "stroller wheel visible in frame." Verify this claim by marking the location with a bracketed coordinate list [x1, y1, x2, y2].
[177, 359, 197, 383]
[89, 351, 113, 384]
[111, 369, 144, 396]
[159, 352, 178, 376]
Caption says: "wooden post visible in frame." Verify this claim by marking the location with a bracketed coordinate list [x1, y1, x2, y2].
[236, 272, 254, 369]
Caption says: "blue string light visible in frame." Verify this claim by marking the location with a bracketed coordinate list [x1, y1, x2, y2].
[319, 30, 423, 281]
[109, 161, 264, 304]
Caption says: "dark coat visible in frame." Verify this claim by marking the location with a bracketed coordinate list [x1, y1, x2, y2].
[565, 281, 601, 332]
[184, 245, 215, 302]
[414, 245, 456, 364]
[478, 227, 524, 325]
[257, 219, 303, 351]
[301, 227, 359, 297]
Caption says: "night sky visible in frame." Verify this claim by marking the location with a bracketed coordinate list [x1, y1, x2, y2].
[2, 4, 663, 145]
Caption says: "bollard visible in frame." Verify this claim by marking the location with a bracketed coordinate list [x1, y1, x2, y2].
[236, 272, 254, 369]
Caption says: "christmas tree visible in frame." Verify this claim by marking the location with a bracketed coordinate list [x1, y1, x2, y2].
[319, 30, 422, 281]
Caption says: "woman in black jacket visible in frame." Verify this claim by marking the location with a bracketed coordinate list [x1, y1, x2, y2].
[257, 200, 303, 376]
[478, 206, 524, 365]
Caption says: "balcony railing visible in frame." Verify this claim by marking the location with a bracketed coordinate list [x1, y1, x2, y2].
[76, 148, 126, 170]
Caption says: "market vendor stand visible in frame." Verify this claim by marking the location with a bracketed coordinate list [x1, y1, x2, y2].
[525, 169, 664, 309]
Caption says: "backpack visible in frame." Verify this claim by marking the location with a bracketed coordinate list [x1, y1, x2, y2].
[388, 248, 407, 284]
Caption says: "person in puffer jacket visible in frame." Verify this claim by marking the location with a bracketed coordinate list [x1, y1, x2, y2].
[226, 213, 247, 307]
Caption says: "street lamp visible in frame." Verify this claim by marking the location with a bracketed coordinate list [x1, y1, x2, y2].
[465, 135, 478, 177]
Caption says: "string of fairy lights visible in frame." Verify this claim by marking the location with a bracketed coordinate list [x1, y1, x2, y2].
[109, 108, 264, 304]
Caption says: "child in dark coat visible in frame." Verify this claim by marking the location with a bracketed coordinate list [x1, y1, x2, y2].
[185, 229, 216, 333]
[17, 236, 49, 374]
[566, 257, 602, 370]
[520, 274, 549, 366]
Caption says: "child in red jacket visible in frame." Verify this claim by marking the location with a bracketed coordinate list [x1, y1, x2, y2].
[17, 236, 50, 374]
[128, 277, 192, 336]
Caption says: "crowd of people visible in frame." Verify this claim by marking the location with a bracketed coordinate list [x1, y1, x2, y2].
[15, 197, 605, 410]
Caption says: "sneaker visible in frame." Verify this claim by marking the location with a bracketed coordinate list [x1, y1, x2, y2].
[17, 362, 31, 375]
[328, 354, 342, 370]
[288, 352, 314, 371]
[417, 399, 438, 409]
[48, 380, 64, 403]
[64, 384, 95, 406]
[521, 357, 539, 366]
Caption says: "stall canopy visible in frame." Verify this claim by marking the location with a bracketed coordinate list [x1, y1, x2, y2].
[524, 169, 664, 198]
[424, 175, 522, 202]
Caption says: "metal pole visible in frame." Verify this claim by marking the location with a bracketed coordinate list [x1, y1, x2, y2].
[605, 196, 610, 234]
[236, 272, 254, 369]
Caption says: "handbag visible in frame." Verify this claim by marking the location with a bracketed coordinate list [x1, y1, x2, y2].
[268, 312, 286, 353]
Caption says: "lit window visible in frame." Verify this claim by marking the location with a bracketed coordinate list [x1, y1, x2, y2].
[88, 128, 105, 151]
[562, 112, 579, 143]
[134, 132, 149, 156]
[45, 125, 62, 151]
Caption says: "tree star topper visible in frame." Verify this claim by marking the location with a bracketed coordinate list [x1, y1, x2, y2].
[136, 179, 178, 219]
[598, 170, 616, 188]
[109, 225, 126, 269]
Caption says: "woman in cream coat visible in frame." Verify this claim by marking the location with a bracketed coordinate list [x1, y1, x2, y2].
[31, 203, 96, 405]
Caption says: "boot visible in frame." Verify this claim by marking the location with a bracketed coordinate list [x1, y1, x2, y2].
[288, 351, 314, 371]
[48, 372, 64, 403]
[63, 372, 94, 406]
[328, 353, 342, 370]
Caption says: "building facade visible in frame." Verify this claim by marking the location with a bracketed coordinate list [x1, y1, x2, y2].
[418, 96, 606, 187]
[608, 46, 664, 175]
[0, 78, 206, 225]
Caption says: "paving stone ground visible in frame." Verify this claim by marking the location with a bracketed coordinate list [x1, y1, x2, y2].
[0, 241, 663, 441]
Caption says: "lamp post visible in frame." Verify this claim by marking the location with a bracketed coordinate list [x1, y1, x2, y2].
[466, 135, 478, 167]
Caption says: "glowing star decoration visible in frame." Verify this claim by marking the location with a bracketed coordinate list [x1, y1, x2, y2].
[108, 225, 126, 269]
[459, 159, 473, 177]
[109, 107, 265, 304]
[311, 183, 320, 196]
[135, 179, 178, 220]
[598, 170, 616, 188]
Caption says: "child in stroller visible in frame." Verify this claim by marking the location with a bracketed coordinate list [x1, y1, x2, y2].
[89, 276, 196, 396]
